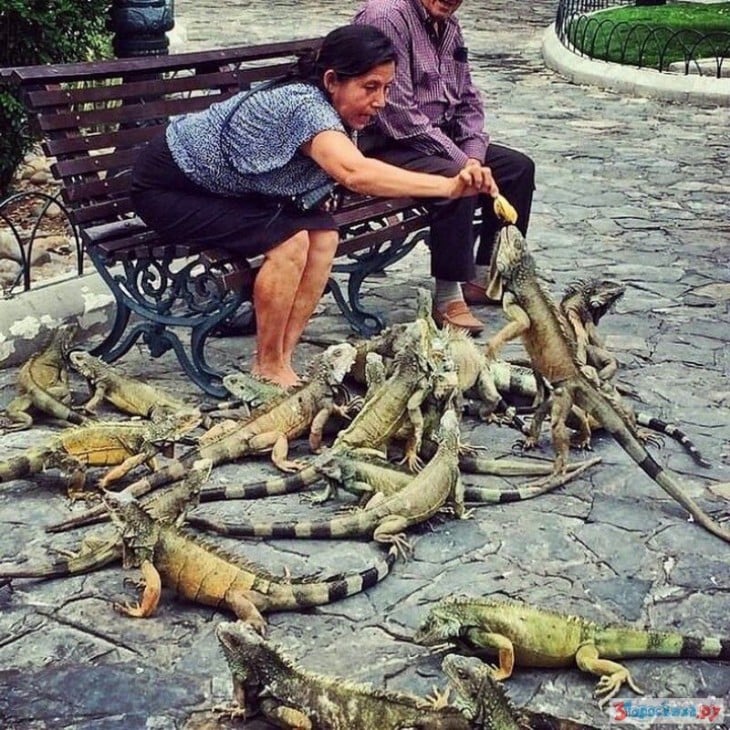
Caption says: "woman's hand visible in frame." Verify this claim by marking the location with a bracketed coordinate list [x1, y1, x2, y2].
[448, 160, 499, 199]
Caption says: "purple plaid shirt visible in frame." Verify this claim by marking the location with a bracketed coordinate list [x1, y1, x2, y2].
[353, 0, 488, 166]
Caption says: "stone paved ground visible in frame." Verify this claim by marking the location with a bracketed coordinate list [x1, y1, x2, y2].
[0, 1, 729, 728]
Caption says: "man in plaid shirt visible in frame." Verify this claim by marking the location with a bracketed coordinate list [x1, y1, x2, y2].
[354, 0, 535, 333]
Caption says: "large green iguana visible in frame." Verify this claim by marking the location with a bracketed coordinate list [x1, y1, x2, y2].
[0, 414, 200, 496]
[187, 408, 465, 558]
[0, 460, 210, 581]
[414, 596, 730, 706]
[215, 620, 471, 729]
[442, 654, 599, 730]
[2, 324, 89, 431]
[484, 225, 730, 544]
[68, 350, 198, 421]
[104, 490, 396, 634]
[44, 342, 358, 533]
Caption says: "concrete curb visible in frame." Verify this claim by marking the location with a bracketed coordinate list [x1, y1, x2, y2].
[542, 24, 730, 107]
[0, 272, 115, 369]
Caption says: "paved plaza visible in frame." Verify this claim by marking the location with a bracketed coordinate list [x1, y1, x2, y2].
[0, 1, 728, 728]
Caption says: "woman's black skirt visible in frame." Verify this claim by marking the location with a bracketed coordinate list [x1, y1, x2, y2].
[130, 133, 337, 257]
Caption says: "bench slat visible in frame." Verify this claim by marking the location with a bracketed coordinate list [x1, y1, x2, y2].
[24, 64, 292, 109]
[10, 38, 322, 85]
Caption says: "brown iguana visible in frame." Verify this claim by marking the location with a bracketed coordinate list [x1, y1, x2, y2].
[484, 225, 730, 543]
[474, 357, 709, 468]
[559, 277, 626, 382]
[0, 414, 199, 496]
[104, 490, 396, 634]
[187, 408, 465, 558]
[415, 596, 730, 707]
[0, 459, 210, 581]
[558, 278, 709, 467]
[44, 342, 358, 533]
[215, 620, 471, 729]
[442, 654, 600, 730]
[2, 324, 88, 431]
[68, 350, 198, 420]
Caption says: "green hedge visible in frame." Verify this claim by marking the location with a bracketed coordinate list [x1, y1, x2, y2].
[0, 0, 112, 194]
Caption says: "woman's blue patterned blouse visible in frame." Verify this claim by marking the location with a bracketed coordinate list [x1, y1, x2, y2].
[166, 82, 345, 198]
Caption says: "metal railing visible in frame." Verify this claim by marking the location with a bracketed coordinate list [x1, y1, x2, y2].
[555, 0, 729, 77]
[0, 188, 83, 297]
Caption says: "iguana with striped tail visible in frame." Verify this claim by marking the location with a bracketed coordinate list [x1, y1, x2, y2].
[484, 225, 730, 543]
[2, 324, 89, 431]
[442, 655, 599, 730]
[0, 462, 209, 582]
[415, 596, 730, 707]
[0, 413, 200, 497]
[215, 620, 471, 729]
[104, 490, 396, 634]
[558, 277, 709, 467]
[187, 408, 465, 558]
[44, 342, 357, 533]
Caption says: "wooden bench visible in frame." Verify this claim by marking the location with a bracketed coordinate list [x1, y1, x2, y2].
[7, 39, 431, 397]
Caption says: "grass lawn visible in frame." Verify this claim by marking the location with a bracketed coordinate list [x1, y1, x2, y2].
[568, 2, 730, 70]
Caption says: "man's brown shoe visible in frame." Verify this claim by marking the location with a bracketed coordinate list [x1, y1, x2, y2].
[462, 281, 501, 306]
[432, 301, 485, 334]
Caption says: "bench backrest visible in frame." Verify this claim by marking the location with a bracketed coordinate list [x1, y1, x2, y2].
[10, 39, 322, 230]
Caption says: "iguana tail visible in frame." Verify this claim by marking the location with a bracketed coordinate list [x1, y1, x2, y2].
[30, 392, 88, 426]
[635, 412, 710, 467]
[599, 625, 730, 660]
[0, 540, 121, 580]
[187, 508, 375, 540]
[200, 464, 321, 501]
[463, 457, 601, 503]
[578, 383, 730, 544]
[0, 449, 49, 483]
[262, 547, 396, 611]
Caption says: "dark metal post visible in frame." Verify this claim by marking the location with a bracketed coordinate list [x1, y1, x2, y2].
[109, 0, 175, 58]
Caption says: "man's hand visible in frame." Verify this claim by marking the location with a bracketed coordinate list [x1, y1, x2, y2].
[449, 161, 499, 198]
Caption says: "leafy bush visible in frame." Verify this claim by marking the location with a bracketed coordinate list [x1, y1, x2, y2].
[0, 0, 112, 194]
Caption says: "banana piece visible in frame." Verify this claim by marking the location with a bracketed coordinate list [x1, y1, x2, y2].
[492, 194, 518, 224]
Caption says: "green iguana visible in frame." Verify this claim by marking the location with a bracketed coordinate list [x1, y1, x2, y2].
[2, 324, 88, 431]
[0, 414, 199, 496]
[104, 490, 396, 634]
[215, 620, 471, 729]
[415, 596, 730, 706]
[442, 654, 599, 730]
[187, 408, 465, 558]
[0, 459, 210, 581]
[68, 350, 198, 421]
[484, 225, 730, 544]
[44, 342, 358, 533]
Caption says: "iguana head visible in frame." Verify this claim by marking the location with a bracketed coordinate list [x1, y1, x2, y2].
[67, 349, 99, 379]
[414, 601, 465, 645]
[562, 278, 626, 325]
[317, 342, 358, 385]
[493, 225, 535, 285]
[104, 490, 159, 569]
[148, 411, 202, 445]
[442, 655, 515, 723]
[216, 620, 280, 711]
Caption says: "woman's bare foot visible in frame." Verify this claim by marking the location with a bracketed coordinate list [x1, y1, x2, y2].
[251, 363, 301, 389]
